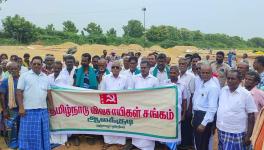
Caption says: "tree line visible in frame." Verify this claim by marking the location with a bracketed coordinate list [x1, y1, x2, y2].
[0, 14, 264, 49]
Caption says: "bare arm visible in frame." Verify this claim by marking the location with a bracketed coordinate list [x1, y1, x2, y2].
[181, 99, 187, 121]
[0, 93, 8, 118]
[244, 113, 255, 145]
[47, 90, 54, 111]
[16, 89, 25, 116]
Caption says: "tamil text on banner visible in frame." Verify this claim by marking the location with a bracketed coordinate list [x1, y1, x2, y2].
[50, 86, 179, 142]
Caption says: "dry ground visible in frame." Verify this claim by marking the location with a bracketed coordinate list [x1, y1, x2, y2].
[0, 43, 258, 150]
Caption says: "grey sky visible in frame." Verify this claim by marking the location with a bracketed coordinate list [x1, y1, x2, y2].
[0, 0, 263, 39]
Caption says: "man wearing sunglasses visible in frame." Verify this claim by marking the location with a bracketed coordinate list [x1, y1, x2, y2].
[100, 61, 128, 150]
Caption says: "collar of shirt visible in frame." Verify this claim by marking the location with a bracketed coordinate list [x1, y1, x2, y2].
[139, 73, 153, 79]
[110, 73, 122, 79]
[29, 70, 45, 76]
[223, 85, 243, 94]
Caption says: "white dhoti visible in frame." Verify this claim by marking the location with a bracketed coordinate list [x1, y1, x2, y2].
[132, 138, 155, 150]
[103, 135, 126, 145]
[208, 134, 213, 150]
[50, 134, 68, 145]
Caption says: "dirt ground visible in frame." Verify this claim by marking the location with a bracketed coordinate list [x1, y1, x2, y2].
[0, 43, 258, 150]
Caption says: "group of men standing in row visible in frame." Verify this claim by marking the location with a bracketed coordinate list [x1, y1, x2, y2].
[0, 49, 264, 150]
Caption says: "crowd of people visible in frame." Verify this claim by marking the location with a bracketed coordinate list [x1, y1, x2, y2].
[0, 49, 263, 150]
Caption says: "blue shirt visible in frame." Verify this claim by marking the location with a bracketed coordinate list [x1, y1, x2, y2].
[0, 78, 19, 108]
[17, 70, 51, 109]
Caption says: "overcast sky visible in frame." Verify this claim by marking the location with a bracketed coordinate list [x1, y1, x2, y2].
[0, 0, 263, 39]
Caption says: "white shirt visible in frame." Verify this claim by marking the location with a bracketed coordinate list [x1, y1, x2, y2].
[60, 66, 76, 86]
[151, 69, 169, 85]
[178, 71, 195, 109]
[100, 74, 128, 91]
[217, 86, 258, 133]
[48, 73, 68, 86]
[122, 69, 139, 79]
[128, 74, 159, 89]
[193, 77, 219, 126]
[20, 66, 28, 75]
[17, 70, 51, 109]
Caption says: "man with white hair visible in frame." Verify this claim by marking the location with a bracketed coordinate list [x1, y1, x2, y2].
[100, 60, 128, 150]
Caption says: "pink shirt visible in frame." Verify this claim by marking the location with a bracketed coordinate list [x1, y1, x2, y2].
[251, 86, 264, 115]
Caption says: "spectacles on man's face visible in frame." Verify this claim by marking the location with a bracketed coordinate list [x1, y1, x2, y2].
[111, 66, 120, 69]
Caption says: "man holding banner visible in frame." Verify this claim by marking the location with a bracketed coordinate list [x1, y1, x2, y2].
[128, 60, 159, 150]
[100, 60, 128, 150]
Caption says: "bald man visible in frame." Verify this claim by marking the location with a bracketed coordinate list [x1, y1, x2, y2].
[97, 59, 111, 88]
[192, 64, 219, 150]
[237, 62, 249, 86]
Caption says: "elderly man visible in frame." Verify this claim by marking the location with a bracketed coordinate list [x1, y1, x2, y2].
[244, 71, 264, 116]
[163, 66, 188, 150]
[217, 70, 257, 149]
[42, 55, 55, 75]
[0, 62, 20, 149]
[237, 62, 249, 86]
[48, 61, 67, 86]
[253, 56, 264, 88]
[127, 60, 159, 150]
[178, 57, 195, 149]
[151, 53, 170, 84]
[192, 64, 219, 150]
[100, 61, 128, 150]
[17, 56, 54, 150]
[211, 51, 231, 88]
[97, 58, 110, 88]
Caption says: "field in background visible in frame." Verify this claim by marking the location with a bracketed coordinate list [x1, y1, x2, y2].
[0, 42, 259, 150]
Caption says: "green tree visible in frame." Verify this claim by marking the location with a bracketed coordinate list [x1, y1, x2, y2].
[106, 28, 117, 37]
[248, 37, 264, 48]
[123, 20, 144, 38]
[2, 14, 37, 43]
[83, 22, 103, 36]
[62, 20, 78, 33]
[45, 24, 55, 35]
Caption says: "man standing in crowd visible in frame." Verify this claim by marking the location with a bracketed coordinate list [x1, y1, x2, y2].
[100, 61, 128, 150]
[244, 71, 264, 115]
[60, 55, 76, 86]
[211, 51, 231, 88]
[127, 60, 159, 150]
[1, 60, 9, 79]
[0, 62, 20, 149]
[22, 53, 30, 68]
[96, 59, 110, 88]
[17, 56, 54, 149]
[253, 56, 264, 88]
[178, 57, 195, 149]
[73, 53, 98, 90]
[187, 53, 201, 76]
[237, 62, 249, 86]
[192, 64, 219, 150]
[121, 56, 130, 74]
[17, 57, 28, 75]
[92, 55, 100, 71]
[101, 50, 107, 59]
[73, 53, 98, 146]
[163, 66, 188, 150]
[217, 70, 257, 149]
[147, 53, 157, 71]
[48, 61, 66, 86]
[151, 53, 170, 84]
[42, 55, 55, 75]
[123, 56, 140, 79]
[240, 53, 249, 65]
